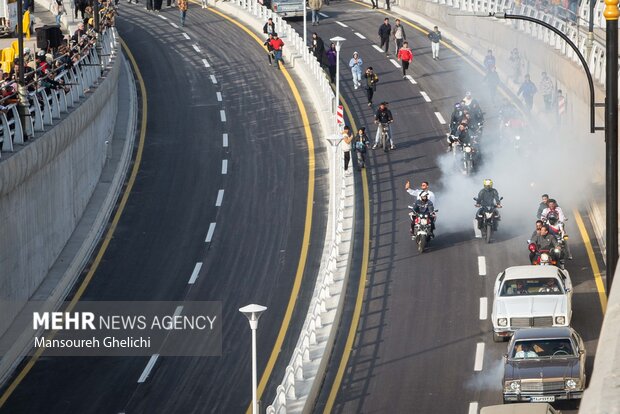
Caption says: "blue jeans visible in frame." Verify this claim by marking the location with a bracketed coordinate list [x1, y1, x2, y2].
[55, 14, 61, 26]
[274, 50, 283, 67]
[374, 124, 393, 146]
[180, 10, 186, 26]
[311, 10, 319, 24]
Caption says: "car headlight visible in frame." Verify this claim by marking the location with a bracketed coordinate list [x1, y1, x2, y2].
[555, 316, 566, 325]
[498, 318, 508, 327]
[566, 379, 578, 389]
[509, 381, 521, 391]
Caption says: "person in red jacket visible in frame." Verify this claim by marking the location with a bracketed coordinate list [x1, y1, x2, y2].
[269, 33, 285, 70]
[397, 41, 413, 79]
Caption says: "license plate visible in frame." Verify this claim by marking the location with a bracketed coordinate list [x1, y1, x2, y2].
[531, 396, 555, 402]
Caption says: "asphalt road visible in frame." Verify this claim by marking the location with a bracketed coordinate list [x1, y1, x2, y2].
[0, 5, 327, 414]
[288, 2, 606, 413]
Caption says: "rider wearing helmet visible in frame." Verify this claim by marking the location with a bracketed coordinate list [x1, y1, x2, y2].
[412, 191, 436, 236]
[475, 179, 502, 230]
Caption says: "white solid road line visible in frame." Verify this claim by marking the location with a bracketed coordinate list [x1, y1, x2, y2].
[205, 223, 216, 243]
[319, 12, 328, 17]
[202, 58, 211, 68]
[406, 75, 417, 84]
[221, 159, 228, 174]
[434, 112, 446, 124]
[173, 306, 183, 317]
[170, 22, 179, 28]
[474, 343, 485, 371]
[220, 110, 226, 122]
[473, 219, 482, 238]
[420, 91, 431, 102]
[215, 189, 224, 207]
[193, 44, 201, 53]
[355, 32, 366, 39]
[390, 59, 401, 68]
[478, 256, 487, 275]
[182, 33, 190, 40]
[138, 354, 160, 383]
[188, 262, 203, 284]
[372, 45, 384, 53]
[468, 402, 479, 414]
[479, 297, 488, 320]
[210, 75, 218, 84]
[336, 21, 348, 27]
[216, 92, 222, 101]
[223, 133, 228, 147]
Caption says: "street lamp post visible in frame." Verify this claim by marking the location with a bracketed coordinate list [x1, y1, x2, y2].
[326, 135, 342, 244]
[239, 304, 267, 414]
[330, 36, 346, 120]
[303, 0, 307, 49]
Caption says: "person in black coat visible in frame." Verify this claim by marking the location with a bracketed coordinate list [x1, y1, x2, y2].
[310, 32, 326, 67]
[378, 18, 391, 55]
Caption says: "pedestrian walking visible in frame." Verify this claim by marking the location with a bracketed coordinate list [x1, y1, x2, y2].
[482, 65, 500, 103]
[364, 67, 378, 107]
[483, 49, 495, 73]
[263, 17, 275, 35]
[397, 41, 413, 79]
[354, 127, 370, 170]
[310, 32, 326, 67]
[370, 0, 377, 8]
[378, 18, 391, 56]
[539, 71, 554, 112]
[518, 74, 538, 111]
[392, 19, 406, 55]
[264, 33, 275, 66]
[349, 51, 363, 90]
[385, 0, 390, 10]
[270, 33, 285, 70]
[326, 42, 337, 83]
[154, 0, 163, 12]
[309, 0, 323, 26]
[51, 0, 65, 26]
[428, 26, 441, 60]
[342, 126, 353, 173]
[178, 0, 187, 26]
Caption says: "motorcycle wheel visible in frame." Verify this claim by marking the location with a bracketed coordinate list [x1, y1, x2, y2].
[486, 223, 493, 243]
[464, 159, 472, 175]
[418, 236, 426, 253]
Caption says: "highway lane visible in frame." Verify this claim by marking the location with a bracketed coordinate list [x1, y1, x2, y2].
[0, 5, 326, 414]
[289, 3, 605, 413]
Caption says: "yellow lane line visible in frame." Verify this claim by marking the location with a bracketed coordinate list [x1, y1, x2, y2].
[324, 96, 370, 413]
[573, 209, 607, 313]
[0, 38, 149, 409]
[204, 8, 316, 412]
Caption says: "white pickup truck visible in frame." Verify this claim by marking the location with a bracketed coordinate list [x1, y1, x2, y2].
[266, 0, 306, 18]
[0, 0, 18, 37]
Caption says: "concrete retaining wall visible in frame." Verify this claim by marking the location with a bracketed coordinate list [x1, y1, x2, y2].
[0, 52, 121, 317]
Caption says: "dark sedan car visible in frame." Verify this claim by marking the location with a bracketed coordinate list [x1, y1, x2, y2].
[503, 327, 586, 403]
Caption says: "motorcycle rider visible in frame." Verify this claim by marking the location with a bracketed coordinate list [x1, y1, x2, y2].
[449, 100, 465, 137]
[372, 102, 395, 150]
[529, 225, 559, 264]
[540, 198, 566, 223]
[405, 180, 436, 205]
[411, 191, 436, 238]
[541, 199, 572, 260]
[475, 179, 502, 230]
[530, 220, 544, 241]
[468, 101, 484, 136]
[536, 193, 549, 219]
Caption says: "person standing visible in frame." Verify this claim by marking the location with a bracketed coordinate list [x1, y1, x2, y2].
[397, 41, 413, 79]
[178, 0, 188, 26]
[326, 42, 337, 83]
[354, 127, 370, 170]
[539, 71, 554, 112]
[385, 0, 390, 10]
[51, 0, 65, 26]
[264, 33, 275, 66]
[364, 67, 378, 107]
[270, 33, 285, 70]
[154, 0, 163, 12]
[483, 65, 500, 103]
[349, 51, 363, 90]
[428, 26, 441, 60]
[310, 32, 326, 67]
[483, 49, 495, 73]
[263, 17, 275, 35]
[342, 126, 353, 173]
[518, 74, 537, 111]
[378, 18, 391, 56]
[392, 19, 406, 55]
[370, 0, 377, 8]
[309, 0, 323, 26]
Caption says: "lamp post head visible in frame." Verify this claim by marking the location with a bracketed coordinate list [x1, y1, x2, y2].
[326, 134, 341, 147]
[330, 36, 346, 51]
[239, 304, 267, 330]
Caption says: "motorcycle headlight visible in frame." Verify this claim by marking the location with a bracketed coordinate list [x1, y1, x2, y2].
[498, 318, 508, 327]
[555, 316, 566, 325]
[515, 135, 521, 140]
[563, 235, 569, 241]
[541, 253, 550, 262]
[464, 146, 472, 153]
[566, 379, 578, 389]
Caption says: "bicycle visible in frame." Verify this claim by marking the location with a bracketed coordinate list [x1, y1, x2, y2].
[378, 122, 390, 152]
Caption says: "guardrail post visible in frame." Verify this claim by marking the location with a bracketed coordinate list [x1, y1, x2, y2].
[39, 90, 53, 126]
[1, 112, 13, 152]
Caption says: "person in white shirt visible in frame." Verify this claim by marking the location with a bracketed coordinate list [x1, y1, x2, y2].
[405, 180, 436, 206]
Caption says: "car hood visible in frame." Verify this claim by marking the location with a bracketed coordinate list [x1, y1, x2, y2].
[504, 357, 580, 381]
[495, 295, 568, 317]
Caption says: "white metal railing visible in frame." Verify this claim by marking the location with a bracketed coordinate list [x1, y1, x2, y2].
[0, 28, 118, 159]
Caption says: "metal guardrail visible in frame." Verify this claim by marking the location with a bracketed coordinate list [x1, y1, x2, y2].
[0, 27, 117, 158]
[433, 0, 611, 87]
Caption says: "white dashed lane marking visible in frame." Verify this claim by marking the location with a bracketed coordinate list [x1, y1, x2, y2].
[216, 92, 222, 101]
[188, 262, 203, 284]
[205, 223, 216, 243]
[192, 44, 201, 53]
[389, 59, 401, 68]
[202, 58, 211, 68]
[474, 343, 485, 371]
[158, 14, 168, 20]
[137, 354, 160, 383]
[372, 45, 384, 53]
[223, 133, 228, 147]
[319, 12, 328, 17]
[210, 75, 218, 84]
[468, 402, 479, 414]
[406, 75, 417, 84]
[355, 32, 366, 39]
[479, 297, 488, 320]
[182, 33, 190, 40]
[222, 159, 228, 174]
[215, 190, 224, 207]
[336, 21, 348, 27]
[170, 22, 179, 28]
[420, 91, 431, 102]
[478, 256, 487, 275]
[220, 110, 226, 122]
[434, 112, 446, 124]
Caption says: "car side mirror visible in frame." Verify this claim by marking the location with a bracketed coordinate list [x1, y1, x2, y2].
[579, 349, 585, 355]
[503, 353, 508, 359]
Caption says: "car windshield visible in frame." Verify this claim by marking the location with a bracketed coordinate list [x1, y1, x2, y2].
[500, 277, 564, 296]
[511, 339, 575, 359]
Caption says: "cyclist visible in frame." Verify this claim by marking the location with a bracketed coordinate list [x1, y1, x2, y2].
[372, 102, 394, 150]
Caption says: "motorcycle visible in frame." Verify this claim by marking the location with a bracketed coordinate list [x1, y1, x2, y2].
[543, 213, 573, 260]
[461, 141, 477, 176]
[448, 135, 477, 175]
[475, 197, 503, 243]
[409, 206, 436, 253]
[528, 243, 564, 269]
